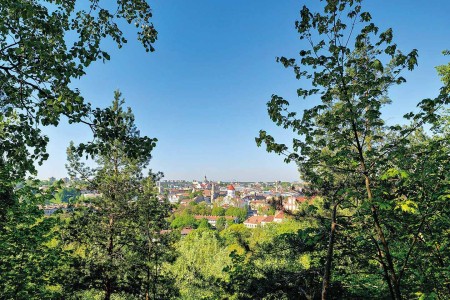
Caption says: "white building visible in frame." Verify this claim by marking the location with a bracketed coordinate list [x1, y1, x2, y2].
[226, 184, 236, 198]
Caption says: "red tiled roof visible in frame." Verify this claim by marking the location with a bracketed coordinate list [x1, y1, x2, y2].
[295, 196, 316, 203]
[262, 215, 274, 223]
[274, 211, 285, 219]
[296, 196, 307, 203]
[181, 228, 193, 235]
[244, 215, 267, 224]
[227, 184, 235, 191]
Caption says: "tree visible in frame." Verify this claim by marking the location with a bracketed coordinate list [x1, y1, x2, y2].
[225, 207, 248, 223]
[216, 216, 227, 231]
[256, 0, 449, 298]
[171, 212, 197, 229]
[223, 221, 326, 300]
[197, 218, 212, 229]
[0, 182, 70, 299]
[375, 127, 450, 298]
[0, 0, 158, 180]
[212, 206, 226, 216]
[169, 229, 231, 299]
[53, 186, 81, 204]
[64, 91, 172, 300]
[1, 4, 159, 296]
[189, 190, 203, 199]
[131, 177, 178, 300]
[436, 50, 450, 89]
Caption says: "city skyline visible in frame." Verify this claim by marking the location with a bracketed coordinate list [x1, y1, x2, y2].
[36, 0, 450, 182]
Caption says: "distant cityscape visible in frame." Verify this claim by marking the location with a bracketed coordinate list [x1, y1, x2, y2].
[40, 175, 312, 228]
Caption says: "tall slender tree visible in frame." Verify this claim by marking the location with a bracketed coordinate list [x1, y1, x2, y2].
[257, 0, 449, 298]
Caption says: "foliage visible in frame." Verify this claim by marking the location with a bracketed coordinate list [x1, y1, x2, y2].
[216, 216, 227, 231]
[256, 0, 450, 298]
[189, 190, 204, 199]
[212, 206, 226, 216]
[197, 218, 212, 229]
[220, 224, 252, 255]
[128, 177, 178, 300]
[222, 221, 327, 299]
[0, 0, 158, 179]
[173, 200, 211, 217]
[225, 207, 248, 223]
[171, 212, 197, 229]
[1, 4, 160, 297]
[63, 92, 175, 299]
[168, 229, 231, 299]
[0, 182, 69, 299]
[53, 187, 81, 204]
[436, 50, 450, 90]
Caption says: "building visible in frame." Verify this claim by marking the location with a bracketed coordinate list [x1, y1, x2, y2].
[274, 210, 285, 223]
[283, 196, 311, 212]
[243, 215, 267, 228]
[243, 210, 286, 228]
[226, 184, 236, 198]
[260, 215, 274, 226]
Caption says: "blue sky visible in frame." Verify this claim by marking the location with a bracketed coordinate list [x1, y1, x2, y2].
[37, 0, 450, 182]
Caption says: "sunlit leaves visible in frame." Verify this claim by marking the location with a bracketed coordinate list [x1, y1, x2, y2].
[0, 0, 158, 177]
[257, 0, 449, 298]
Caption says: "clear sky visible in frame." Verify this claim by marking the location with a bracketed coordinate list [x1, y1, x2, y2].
[37, 0, 450, 182]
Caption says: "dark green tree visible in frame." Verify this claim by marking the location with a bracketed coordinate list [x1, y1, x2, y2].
[1, 4, 159, 296]
[0, 0, 158, 180]
[130, 177, 178, 300]
[216, 216, 227, 231]
[225, 207, 248, 223]
[64, 91, 173, 300]
[256, 0, 449, 299]
[53, 187, 81, 204]
[0, 182, 70, 299]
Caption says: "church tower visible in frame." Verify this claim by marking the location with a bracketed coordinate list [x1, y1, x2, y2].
[227, 184, 236, 198]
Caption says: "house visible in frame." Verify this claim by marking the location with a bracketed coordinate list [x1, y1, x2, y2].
[274, 210, 285, 223]
[168, 193, 180, 203]
[243, 215, 267, 228]
[283, 196, 311, 212]
[249, 200, 269, 210]
[260, 215, 274, 226]
[180, 227, 194, 236]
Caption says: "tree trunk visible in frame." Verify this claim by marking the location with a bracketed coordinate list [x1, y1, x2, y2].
[364, 175, 402, 300]
[322, 202, 338, 300]
[104, 215, 114, 300]
[347, 104, 401, 299]
[105, 282, 112, 300]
